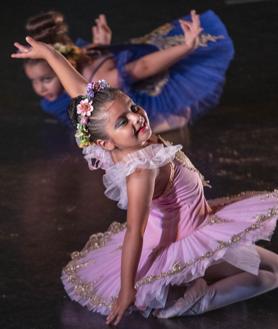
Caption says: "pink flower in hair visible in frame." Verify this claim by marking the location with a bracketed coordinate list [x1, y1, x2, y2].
[77, 99, 94, 117]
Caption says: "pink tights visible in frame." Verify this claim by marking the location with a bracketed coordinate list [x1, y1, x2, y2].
[155, 246, 278, 318]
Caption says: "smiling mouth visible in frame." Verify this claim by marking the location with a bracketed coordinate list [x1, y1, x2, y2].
[136, 120, 147, 135]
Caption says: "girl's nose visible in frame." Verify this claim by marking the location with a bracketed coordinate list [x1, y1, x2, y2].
[36, 82, 47, 94]
[128, 112, 141, 124]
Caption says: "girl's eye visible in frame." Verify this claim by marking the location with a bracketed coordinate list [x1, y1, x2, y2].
[42, 77, 53, 83]
[118, 118, 128, 127]
[130, 104, 139, 112]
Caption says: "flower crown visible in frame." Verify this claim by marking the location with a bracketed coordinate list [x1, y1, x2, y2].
[75, 80, 110, 148]
[53, 42, 83, 68]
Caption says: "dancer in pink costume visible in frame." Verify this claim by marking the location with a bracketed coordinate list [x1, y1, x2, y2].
[12, 35, 278, 326]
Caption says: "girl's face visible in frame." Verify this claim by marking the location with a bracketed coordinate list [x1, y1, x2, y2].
[24, 61, 63, 101]
[103, 93, 152, 151]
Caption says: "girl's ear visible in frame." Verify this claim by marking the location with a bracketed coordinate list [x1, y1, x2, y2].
[95, 139, 115, 151]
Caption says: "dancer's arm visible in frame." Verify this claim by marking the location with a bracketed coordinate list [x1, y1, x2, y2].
[91, 14, 112, 46]
[106, 168, 157, 326]
[11, 37, 88, 97]
[102, 9, 202, 85]
[126, 10, 202, 80]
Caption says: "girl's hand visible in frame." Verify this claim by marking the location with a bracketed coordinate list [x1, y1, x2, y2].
[179, 10, 203, 50]
[11, 36, 53, 60]
[91, 14, 112, 46]
[106, 287, 136, 326]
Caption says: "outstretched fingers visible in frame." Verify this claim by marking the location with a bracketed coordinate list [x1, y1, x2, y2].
[14, 42, 30, 52]
[11, 36, 51, 60]
[179, 9, 203, 49]
[95, 14, 111, 45]
[11, 42, 31, 58]
[11, 36, 37, 59]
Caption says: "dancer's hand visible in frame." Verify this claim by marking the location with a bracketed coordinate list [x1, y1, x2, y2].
[179, 10, 203, 50]
[92, 14, 112, 46]
[11, 36, 53, 60]
[106, 287, 136, 325]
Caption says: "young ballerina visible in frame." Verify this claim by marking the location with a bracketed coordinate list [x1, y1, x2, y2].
[23, 58, 72, 126]
[22, 9, 234, 132]
[22, 11, 108, 127]
[12, 37, 278, 325]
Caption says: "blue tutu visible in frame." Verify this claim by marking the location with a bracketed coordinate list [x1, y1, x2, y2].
[112, 10, 234, 126]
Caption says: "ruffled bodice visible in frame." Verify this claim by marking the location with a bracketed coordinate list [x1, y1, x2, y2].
[103, 143, 182, 209]
[83, 140, 210, 215]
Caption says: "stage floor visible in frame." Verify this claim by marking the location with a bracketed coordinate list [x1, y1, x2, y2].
[1, 0, 277, 328]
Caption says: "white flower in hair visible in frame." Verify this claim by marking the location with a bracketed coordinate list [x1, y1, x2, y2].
[77, 99, 94, 117]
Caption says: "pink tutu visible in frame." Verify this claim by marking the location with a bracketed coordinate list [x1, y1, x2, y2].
[61, 141, 278, 317]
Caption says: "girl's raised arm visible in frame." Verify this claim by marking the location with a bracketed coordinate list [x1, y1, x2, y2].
[11, 36, 88, 98]
[125, 10, 202, 81]
[102, 10, 202, 85]
[106, 168, 157, 325]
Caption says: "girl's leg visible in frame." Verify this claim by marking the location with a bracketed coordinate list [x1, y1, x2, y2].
[155, 246, 278, 318]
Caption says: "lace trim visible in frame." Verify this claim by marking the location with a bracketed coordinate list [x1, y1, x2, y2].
[129, 22, 173, 49]
[62, 192, 278, 310]
[206, 215, 232, 225]
[63, 221, 127, 310]
[134, 205, 278, 288]
[70, 221, 127, 260]
[63, 266, 116, 309]
[130, 21, 223, 50]
[103, 139, 182, 209]
[196, 33, 224, 48]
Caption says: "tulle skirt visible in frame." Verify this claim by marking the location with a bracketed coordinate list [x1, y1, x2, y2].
[61, 191, 278, 317]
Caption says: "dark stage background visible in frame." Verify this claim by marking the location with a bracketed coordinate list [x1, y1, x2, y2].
[1, 1, 278, 328]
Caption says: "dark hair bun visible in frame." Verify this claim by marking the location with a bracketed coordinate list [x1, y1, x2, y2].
[25, 10, 71, 44]
[68, 96, 83, 129]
